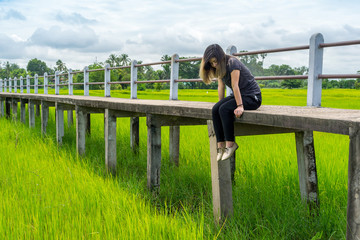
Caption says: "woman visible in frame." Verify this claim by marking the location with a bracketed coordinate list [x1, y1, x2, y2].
[200, 44, 262, 161]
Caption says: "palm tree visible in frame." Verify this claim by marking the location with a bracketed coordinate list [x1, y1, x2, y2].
[55, 59, 67, 72]
[106, 54, 119, 67]
[119, 54, 130, 66]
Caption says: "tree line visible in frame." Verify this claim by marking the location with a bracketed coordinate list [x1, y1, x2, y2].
[1, 52, 359, 90]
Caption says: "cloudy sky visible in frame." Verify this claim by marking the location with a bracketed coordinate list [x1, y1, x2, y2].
[0, 0, 359, 74]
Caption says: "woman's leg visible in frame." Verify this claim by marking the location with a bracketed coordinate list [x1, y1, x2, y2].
[218, 93, 262, 145]
[212, 96, 235, 148]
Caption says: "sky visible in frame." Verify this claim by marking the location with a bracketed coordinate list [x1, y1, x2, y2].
[0, 0, 359, 74]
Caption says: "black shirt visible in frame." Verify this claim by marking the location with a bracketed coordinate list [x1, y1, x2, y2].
[221, 56, 261, 96]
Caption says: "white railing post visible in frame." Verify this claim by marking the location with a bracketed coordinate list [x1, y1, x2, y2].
[130, 60, 137, 99]
[0, 79, 2, 92]
[226, 45, 237, 97]
[55, 71, 60, 95]
[34, 74, 38, 94]
[307, 33, 324, 107]
[4, 78, 8, 92]
[84, 66, 89, 96]
[20, 76, 23, 93]
[14, 77, 17, 93]
[26, 75, 30, 93]
[9, 78, 12, 93]
[104, 64, 111, 97]
[44, 73, 48, 94]
[170, 54, 179, 100]
[68, 69, 73, 95]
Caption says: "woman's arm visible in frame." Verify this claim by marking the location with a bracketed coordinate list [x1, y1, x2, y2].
[218, 78, 225, 101]
[230, 70, 244, 118]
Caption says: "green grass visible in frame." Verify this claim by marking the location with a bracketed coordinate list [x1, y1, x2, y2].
[1, 88, 359, 239]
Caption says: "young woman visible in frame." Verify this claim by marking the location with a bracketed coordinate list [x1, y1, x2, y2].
[200, 44, 262, 161]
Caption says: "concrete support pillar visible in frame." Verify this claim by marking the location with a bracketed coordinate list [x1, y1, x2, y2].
[20, 99, 26, 123]
[56, 103, 65, 145]
[67, 110, 73, 128]
[295, 131, 319, 209]
[36, 104, 40, 117]
[86, 113, 91, 135]
[12, 99, 18, 121]
[29, 99, 35, 128]
[147, 114, 162, 190]
[76, 106, 86, 156]
[5, 98, 10, 119]
[41, 101, 50, 136]
[0, 98, 4, 117]
[229, 154, 236, 183]
[105, 109, 117, 175]
[207, 120, 233, 224]
[169, 126, 180, 166]
[347, 125, 360, 240]
[130, 117, 139, 152]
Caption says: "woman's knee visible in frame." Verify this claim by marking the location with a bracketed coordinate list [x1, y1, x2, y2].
[218, 104, 232, 116]
[212, 103, 221, 116]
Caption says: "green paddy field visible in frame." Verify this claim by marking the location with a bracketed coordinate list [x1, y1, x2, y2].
[0, 88, 359, 239]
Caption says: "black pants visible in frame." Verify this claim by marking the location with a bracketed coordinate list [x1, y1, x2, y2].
[212, 93, 262, 142]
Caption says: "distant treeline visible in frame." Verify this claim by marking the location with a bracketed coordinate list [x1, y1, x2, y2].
[1, 52, 359, 90]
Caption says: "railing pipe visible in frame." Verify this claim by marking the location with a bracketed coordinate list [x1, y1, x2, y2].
[68, 69, 73, 95]
[135, 80, 170, 84]
[176, 57, 202, 63]
[55, 71, 60, 95]
[170, 54, 179, 100]
[0, 79, 3, 92]
[318, 74, 360, 79]
[130, 60, 138, 99]
[319, 40, 360, 48]
[307, 33, 324, 107]
[104, 64, 111, 97]
[233, 45, 310, 56]
[84, 67, 89, 96]
[135, 61, 171, 67]
[26, 75, 30, 93]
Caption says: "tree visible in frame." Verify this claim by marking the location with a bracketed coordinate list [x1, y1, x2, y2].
[160, 55, 171, 79]
[119, 54, 130, 66]
[264, 64, 305, 89]
[356, 70, 360, 90]
[238, 52, 266, 76]
[106, 54, 120, 67]
[27, 58, 48, 76]
[54, 59, 67, 72]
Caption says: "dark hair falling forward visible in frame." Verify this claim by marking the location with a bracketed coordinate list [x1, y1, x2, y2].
[199, 44, 228, 84]
[203, 44, 226, 66]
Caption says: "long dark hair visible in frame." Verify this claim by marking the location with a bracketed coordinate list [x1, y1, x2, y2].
[199, 44, 227, 84]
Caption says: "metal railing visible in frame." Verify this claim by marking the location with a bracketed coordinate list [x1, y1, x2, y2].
[0, 33, 359, 107]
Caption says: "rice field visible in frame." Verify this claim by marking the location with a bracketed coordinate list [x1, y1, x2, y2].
[0, 88, 359, 239]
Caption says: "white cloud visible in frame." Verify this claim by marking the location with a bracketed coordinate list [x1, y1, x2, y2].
[0, 0, 359, 74]
[28, 26, 99, 49]
[0, 33, 25, 58]
[55, 12, 97, 25]
[1, 9, 26, 21]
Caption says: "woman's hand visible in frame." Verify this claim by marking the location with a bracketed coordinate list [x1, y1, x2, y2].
[234, 106, 244, 118]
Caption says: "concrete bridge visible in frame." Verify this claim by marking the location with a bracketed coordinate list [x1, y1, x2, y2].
[1, 33, 360, 239]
